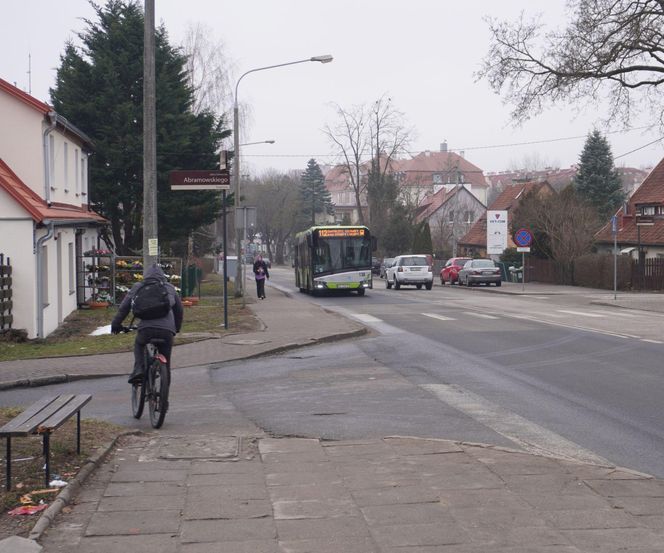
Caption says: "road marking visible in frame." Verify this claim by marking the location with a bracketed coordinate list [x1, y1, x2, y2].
[641, 339, 664, 344]
[465, 312, 499, 319]
[422, 383, 610, 465]
[557, 309, 604, 318]
[505, 313, 638, 339]
[422, 312, 456, 322]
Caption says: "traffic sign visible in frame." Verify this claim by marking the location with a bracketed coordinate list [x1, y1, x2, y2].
[514, 228, 533, 247]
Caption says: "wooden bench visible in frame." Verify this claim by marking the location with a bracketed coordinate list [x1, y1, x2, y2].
[0, 394, 92, 491]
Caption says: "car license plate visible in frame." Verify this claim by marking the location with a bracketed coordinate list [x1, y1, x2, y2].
[410, 268, 421, 271]
[338, 284, 349, 288]
[482, 270, 494, 274]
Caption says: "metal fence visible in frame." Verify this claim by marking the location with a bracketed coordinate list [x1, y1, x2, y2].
[0, 254, 12, 332]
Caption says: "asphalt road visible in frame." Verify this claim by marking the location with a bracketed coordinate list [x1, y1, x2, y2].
[3, 266, 664, 479]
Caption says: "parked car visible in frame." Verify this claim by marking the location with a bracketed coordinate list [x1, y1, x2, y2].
[440, 257, 471, 285]
[385, 255, 433, 290]
[379, 257, 394, 279]
[371, 257, 381, 276]
[457, 259, 501, 287]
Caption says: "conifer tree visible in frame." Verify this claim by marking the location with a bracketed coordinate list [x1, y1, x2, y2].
[300, 158, 334, 227]
[574, 130, 624, 220]
[50, 0, 228, 255]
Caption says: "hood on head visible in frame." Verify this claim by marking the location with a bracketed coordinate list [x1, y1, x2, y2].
[144, 263, 166, 280]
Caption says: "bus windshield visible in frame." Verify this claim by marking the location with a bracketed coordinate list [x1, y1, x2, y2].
[313, 235, 371, 275]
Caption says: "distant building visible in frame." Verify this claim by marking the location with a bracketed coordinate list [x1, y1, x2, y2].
[458, 181, 554, 258]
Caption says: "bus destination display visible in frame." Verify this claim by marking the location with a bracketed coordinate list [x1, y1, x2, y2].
[318, 228, 365, 238]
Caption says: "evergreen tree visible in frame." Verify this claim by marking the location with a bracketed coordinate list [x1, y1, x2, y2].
[382, 203, 414, 256]
[50, 0, 228, 255]
[412, 221, 433, 254]
[300, 158, 334, 227]
[574, 130, 625, 220]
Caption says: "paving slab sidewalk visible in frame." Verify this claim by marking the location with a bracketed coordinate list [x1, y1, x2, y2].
[37, 434, 664, 552]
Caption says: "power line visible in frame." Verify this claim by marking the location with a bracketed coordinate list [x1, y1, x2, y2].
[240, 125, 660, 159]
[615, 136, 664, 160]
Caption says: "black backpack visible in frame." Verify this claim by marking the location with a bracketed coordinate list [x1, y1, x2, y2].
[131, 277, 171, 320]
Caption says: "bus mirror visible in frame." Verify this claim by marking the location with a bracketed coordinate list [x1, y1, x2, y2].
[371, 237, 377, 252]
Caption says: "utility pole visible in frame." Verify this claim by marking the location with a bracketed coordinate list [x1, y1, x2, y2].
[143, 0, 158, 269]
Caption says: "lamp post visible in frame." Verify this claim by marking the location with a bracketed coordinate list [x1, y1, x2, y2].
[233, 55, 333, 297]
[241, 140, 275, 147]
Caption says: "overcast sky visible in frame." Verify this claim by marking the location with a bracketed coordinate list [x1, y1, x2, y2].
[3, 0, 663, 176]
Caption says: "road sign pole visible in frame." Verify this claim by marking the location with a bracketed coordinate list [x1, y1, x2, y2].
[612, 215, 617, 301]
[222, 190, 228, 329]
[522, 252, 525, 292]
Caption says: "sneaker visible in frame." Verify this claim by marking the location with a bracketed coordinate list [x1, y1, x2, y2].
[128, 370, 144, 384]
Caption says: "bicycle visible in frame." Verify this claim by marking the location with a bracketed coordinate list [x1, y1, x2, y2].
[122, 326, 170, 429]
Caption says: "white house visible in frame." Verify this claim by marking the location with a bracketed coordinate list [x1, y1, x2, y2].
[0, 78, 106, 338]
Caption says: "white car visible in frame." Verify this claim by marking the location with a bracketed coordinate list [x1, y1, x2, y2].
[385, 255, 433, 290]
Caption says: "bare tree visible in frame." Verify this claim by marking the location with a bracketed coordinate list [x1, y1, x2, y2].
[245, 170, 302, 264]
[323, 102, 371, 225]
[479, 0, 664, 128]
[181, 23, 235, 116]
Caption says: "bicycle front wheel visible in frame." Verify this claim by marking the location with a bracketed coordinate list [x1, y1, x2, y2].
[148, 358, 169, 429]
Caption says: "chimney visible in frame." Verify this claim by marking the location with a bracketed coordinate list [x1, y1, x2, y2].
[440, 141, 448, 153]
[459, 150, 465, 158]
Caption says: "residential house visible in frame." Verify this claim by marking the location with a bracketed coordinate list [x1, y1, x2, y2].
[595, 158, 664, 259]
[416, 184, 486, 256]
[396, 143, 489, 206]
[325, 142, 489, 225]
[0, 78, 106, 338]
[458, 181, 555, 258]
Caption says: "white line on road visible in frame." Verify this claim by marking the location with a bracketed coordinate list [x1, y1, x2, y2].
[505, 313, 638, 339]
[557, 309, 604, 318]
[353, 314, 383, 324]
[421, 313, 456, 322]
[422, 383, 610, 466]
[641, 339, 664, 344]
[465, 312, 499, 319]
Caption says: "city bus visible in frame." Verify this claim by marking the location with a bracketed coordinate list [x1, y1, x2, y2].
[294, 225, 374, 296]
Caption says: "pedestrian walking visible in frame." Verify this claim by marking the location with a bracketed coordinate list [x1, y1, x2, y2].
[253, 254, 269, 299]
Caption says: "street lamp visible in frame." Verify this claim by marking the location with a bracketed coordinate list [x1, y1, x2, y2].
[233, 55, 333, 297]
[240, 140, 275, 147]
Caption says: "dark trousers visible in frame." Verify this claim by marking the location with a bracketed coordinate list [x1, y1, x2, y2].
[133, 328, 174, 373]
[256, 278, 266, 298]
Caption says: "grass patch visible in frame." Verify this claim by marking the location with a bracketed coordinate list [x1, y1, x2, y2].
[0, 407, 124, 539]
[0, 273, 259, 362]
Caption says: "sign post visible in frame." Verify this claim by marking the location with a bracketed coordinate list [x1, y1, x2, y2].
[487, 211, 508, 255]
[611, 215, 618, 300]
[169, 169, 231, 328]
[514, 228, 533, 292]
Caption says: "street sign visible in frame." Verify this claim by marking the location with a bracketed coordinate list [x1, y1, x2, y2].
[516, 247, 531, 253]
[514, 228, 533, 247]
[169, 170, 230, 190]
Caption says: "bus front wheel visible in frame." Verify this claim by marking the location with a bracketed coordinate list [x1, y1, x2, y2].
[357, 287, 365, 296]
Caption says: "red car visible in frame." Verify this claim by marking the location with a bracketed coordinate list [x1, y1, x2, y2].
[440, 257, 472, 285]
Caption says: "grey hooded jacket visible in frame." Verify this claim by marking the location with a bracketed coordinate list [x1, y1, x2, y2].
[112, 264, 183, 334]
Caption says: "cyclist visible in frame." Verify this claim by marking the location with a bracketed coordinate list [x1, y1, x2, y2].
[111, 264, 183, 383]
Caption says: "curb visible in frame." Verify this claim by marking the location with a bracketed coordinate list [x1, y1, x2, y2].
[28, 430, 141, 542]
[0, 373, 125, 391]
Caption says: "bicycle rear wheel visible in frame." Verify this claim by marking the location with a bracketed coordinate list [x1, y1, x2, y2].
[131, 353, 148, 419]
[148, 358, 169, 428]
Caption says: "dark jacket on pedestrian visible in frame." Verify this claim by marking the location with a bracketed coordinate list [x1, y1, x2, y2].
[252, 257, 269, 280]
[112, 264, 183, 334]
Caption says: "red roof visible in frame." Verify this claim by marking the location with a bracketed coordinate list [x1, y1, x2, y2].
[0, 159, 106, 225]
[398, 151, 488, 188]
[0, 78, 51, 114]
[417, 187, 455, 220]
[596, 157, 664, 245]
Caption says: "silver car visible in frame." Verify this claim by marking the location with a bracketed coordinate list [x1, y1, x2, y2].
[385, 255, 433, 290]
[458, 259, 502, 287]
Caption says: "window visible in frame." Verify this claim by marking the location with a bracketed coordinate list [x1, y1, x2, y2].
[432, 173, 442, 184]
[42, 245, 49, 307]
[63, 142, 69, 192]
[448, 210, 455, 223]
[464, 210, 474, 223]
[68, 242, 75, 294]
[641, 206, 656, 215]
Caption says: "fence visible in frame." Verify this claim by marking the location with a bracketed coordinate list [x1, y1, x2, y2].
[523, 254, 662, 291]
[0, 254, 12, 332]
